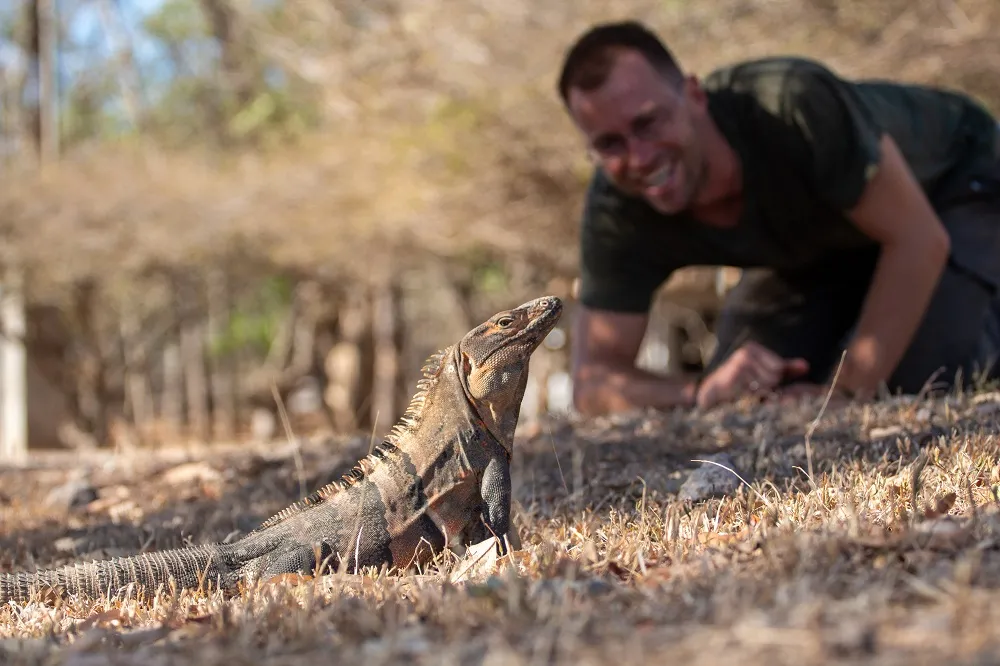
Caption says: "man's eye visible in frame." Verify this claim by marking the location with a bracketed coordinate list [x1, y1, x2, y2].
[593, 137, 622, 154]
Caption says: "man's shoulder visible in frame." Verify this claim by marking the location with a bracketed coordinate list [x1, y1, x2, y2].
[703, 55, 833, 88]
[702, 56, 853, 117]
[702, 55, 991, 125]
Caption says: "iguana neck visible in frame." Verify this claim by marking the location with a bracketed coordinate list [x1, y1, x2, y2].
[387, 345, 488, 459]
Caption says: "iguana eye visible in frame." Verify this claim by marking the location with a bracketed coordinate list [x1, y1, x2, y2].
[496, 316, 514, 328]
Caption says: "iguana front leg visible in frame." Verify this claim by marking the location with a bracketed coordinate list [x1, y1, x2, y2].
[478, 442, 513, 556]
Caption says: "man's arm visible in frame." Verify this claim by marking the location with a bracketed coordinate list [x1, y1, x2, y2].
[571, 306, 700, 416]
[774, 62, 952, 398]
[837, 134, 952, 396]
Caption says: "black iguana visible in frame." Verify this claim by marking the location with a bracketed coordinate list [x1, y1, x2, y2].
[0, 295, 562, 605]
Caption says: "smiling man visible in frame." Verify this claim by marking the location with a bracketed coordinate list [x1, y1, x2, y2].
[559, 21, 1000, 415]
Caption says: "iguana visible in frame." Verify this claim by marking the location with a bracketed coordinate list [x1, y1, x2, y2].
[1, 295, 562, 605]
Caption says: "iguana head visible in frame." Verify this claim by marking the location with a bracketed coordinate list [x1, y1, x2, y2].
[458, 295, 563, 455]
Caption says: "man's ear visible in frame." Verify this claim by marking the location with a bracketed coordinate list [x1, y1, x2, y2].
[683, 75, 707, 108]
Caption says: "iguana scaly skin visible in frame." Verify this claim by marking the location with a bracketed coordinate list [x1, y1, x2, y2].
[1, 295, 562, 605]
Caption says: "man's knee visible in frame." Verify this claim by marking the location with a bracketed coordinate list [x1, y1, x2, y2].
[888, 268, 1000, 393]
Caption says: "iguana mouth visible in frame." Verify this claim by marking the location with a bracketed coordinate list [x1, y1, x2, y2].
[524, 297, 563, 333]
[480, 296, 563, 366]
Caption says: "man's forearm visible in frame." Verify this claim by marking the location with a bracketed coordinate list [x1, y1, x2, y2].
[572, 365, 700, 416]
[839, 239, 949, 395]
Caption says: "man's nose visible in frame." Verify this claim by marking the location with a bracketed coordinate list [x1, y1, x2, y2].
[626, 137, 658, 172]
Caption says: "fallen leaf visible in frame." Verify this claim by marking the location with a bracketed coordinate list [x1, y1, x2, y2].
[162, 462, 223, 486]
[605, 560, 633, 582]
[449, 538, 502, 584]
[78, 608, 124, 632]
[923, 492, 957, 519]
[263, 573, 314, 589]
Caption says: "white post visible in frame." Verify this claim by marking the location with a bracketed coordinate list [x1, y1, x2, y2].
[0, 265, 27, 464]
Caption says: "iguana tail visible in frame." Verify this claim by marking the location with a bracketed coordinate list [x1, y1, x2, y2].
[0, 544, 238, 604]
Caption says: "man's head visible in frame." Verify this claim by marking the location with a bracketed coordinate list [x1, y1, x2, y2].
[557, 21, 711, 215]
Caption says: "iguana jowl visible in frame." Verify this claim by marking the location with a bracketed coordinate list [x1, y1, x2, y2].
[1, 295, 562, 604]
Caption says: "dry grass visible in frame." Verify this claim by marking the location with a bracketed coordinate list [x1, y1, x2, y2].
[5, 385, 1000, 663]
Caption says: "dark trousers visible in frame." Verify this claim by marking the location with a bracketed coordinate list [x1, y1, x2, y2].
[708, 157, 1000, 395]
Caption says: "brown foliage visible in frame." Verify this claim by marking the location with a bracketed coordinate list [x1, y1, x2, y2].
[3, 0, 997, 297]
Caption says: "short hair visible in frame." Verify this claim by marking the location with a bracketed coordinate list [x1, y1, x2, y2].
[557, 21, 684, 106]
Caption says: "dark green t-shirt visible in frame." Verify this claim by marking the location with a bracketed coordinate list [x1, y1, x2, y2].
[578, 56, 999, 313]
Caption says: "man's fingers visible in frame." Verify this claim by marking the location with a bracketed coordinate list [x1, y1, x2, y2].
[743, 355, 784, 389]
[738, 341, 795, 382]
[783, 358, 810, 378]
[752, 347, 785, 376]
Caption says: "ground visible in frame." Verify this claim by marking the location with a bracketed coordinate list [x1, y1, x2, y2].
[4, 387, 1000, 664]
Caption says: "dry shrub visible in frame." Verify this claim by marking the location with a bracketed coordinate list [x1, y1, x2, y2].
[4, 0, 997, 298]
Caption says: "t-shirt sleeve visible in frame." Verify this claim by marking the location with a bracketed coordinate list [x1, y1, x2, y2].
[781, 61, 884, 210]
[577, 172, 672, 313]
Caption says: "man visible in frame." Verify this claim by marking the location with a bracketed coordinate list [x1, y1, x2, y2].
[559, 20, 1000, 416]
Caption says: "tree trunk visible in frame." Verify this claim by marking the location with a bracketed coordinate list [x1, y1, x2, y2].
[98, 0, 146, 131]
[0, 48, 27, 162]
[206, 269, 237, 441]
[120, 308, 152, 445]
[20, 0, 40, 157]
[71, 281, 108, 447]
[370, 271, 402, 434]
[0, 268, 27, 462]
[180, 318, 209, 443]
[324, 287, 368, 433]
[1, 0, 57, 460]
[172, 277, 208, 443]
[37, 0, 59, 161]
[197, 0, 258, 142]
[160, 333, 184, 441]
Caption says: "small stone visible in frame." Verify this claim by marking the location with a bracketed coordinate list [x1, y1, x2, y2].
[584, 579, 615, 596]
[54, 536, 83, 553]
[868, 425, 905, 441]
[250, 408, 277, 442]
[677, 453, 743, 502]
[161, 461, 222, 486]
[44, 478, 98, 510]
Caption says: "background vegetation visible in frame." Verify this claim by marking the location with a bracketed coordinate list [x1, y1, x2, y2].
[1, 0, 997, 451]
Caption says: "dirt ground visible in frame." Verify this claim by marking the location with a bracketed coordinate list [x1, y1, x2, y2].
[5, 387, 1000, 664]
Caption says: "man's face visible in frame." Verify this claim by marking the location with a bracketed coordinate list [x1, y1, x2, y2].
[566, 49, 708, 215]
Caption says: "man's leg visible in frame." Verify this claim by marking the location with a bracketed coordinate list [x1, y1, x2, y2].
[887, 175, 1000, 394]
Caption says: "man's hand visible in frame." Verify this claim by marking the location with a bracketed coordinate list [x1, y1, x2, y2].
[695, 341, 810, 408]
